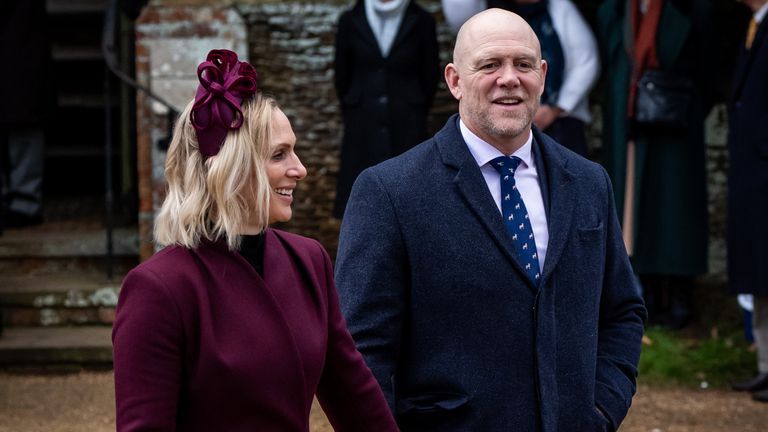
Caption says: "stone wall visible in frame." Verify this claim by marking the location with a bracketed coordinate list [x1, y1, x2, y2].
[137, 0, 729, 284]
[236, 0, 457, 256]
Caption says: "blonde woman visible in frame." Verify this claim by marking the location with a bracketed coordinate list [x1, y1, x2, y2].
[112, 49, 398, 432]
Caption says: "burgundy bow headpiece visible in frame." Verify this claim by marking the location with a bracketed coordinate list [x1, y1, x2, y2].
[191, 49, 258, 157]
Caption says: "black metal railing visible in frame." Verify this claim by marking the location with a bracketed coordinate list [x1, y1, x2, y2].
[101, 0, 176, 279]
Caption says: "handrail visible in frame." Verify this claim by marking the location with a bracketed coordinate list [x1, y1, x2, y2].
[102, 0, 178, 112]
[101, 0, 177, 279]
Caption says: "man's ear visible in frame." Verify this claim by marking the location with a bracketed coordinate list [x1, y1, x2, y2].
[538, 59, 548, 97]
[445, 63, 462, 100]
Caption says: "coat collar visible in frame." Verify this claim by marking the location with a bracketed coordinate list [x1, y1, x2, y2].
[733, 16, 768, 99]
[531, 127, 576, 286]
[348, 0, 419, 58]
[434, 115, 576, 290]
[198, 229, 319, 292]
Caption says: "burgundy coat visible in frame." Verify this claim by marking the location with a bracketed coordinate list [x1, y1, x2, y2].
[112, 229, 398, 431]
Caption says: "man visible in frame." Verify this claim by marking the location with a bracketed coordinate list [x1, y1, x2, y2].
[335, 8, 646, 432]
[728, 0, 768, 403]
[332, 0, 439, 218]
[441, 0, 600, 157]
[0, 0, 49, 230]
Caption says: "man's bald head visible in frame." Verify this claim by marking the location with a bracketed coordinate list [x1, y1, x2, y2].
[453, 8, 542, 67]
[443, 7, 547, 154]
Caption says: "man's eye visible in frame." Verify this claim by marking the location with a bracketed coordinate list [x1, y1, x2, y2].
[516, 62, 533, 71]
[481, 62, 497, 70]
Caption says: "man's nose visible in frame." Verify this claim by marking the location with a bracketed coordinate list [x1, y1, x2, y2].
[496, 64, 521, 87]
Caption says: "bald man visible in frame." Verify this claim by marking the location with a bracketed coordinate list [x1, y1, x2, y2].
[336, 9, 646, 432]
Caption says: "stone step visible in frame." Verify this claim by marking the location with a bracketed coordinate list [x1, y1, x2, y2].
[0, 226, 138, 260]
[0, 224, 137, 327]
[46, 0, 106, 15]
[0, 224, 138, 277]
[0, 326, 112, 371]
[0, 270, 123, 327]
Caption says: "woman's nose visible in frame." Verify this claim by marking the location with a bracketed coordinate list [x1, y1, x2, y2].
[289, 154, 307, 180]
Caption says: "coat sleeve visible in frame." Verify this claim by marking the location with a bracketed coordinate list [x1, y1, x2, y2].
[551, 0, 600, 114]
[333, 12, 353, 104]
[112, 268, 183, 432]
[418, 10, 440, 110]
[594, 167, 647, 429]
[315, 241, 400, 431]
[335, 168, 408, 411]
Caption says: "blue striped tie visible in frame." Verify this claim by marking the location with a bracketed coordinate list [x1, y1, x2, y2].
[491, 156, 541, 285]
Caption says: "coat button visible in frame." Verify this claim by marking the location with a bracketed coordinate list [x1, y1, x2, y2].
[378, 95, 389, 105]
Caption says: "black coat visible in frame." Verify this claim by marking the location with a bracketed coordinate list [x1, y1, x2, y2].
[727, 16, 768, 296]
[333, 0, 440, 218]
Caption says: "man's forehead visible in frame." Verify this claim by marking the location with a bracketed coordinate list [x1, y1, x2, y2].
[461, 39, 540, 64]
[456, 23, 541, 63]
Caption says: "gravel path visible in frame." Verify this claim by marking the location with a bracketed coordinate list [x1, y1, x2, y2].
[0, 372, 766, 431]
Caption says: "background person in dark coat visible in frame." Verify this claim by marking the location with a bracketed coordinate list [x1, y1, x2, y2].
[727, 0, 768, 403]
[112, 50, 398, 431]
[336, 9, 646, 431]
[0, 0, 50, 229]
[333, 0, 440, 218]
[596, 0, 717, 328]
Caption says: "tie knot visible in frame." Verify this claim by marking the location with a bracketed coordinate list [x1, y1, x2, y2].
[490, 156, 523, 176]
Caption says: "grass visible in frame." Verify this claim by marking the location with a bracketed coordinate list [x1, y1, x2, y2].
[638, 326, 756, 388]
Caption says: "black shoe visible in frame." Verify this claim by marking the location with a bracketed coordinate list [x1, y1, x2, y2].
[752, 388, 768, 403]
[731, 373, 768, 392]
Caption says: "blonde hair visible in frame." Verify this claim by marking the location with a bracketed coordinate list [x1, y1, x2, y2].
[154, 93, 277, 250]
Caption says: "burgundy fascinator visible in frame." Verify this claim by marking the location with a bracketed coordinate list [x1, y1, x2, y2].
[191, 49, 258, 157]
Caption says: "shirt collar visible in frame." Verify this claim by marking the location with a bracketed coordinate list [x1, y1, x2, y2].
[756, 2, 768, 24]
[460, 118, 535, 169]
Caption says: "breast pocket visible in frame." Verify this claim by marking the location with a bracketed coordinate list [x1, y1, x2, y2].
[577, 222, 604, 243]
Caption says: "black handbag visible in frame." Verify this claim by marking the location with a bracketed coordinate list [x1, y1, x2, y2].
[635, 69, 693, 128]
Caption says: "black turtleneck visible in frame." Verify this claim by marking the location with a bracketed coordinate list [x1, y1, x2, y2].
[237, 233, 266, 277]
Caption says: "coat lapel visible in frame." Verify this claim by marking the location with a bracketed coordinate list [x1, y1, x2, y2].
[733, 17, 768, 100]
[656, 1, 691, 68]
[349, 2, 379, 54]
[435, 116, 539, 291]
[390, 2, 418, 53]
[532, 129, 576, 286]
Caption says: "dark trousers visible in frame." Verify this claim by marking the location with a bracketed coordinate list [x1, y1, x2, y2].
[0, 128, 44, 218]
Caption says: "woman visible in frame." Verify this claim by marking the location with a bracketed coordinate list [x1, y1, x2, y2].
[112, 49, 398, 431]
[597, 0, 718, 328]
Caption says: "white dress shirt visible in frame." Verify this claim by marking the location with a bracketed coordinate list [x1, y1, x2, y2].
[460, 119, 549, 268]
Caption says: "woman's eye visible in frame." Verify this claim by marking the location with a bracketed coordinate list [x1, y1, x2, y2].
[272, 151, 286, 161]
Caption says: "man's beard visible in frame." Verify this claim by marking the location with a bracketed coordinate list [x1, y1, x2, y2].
[475, 102, 537, 142]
